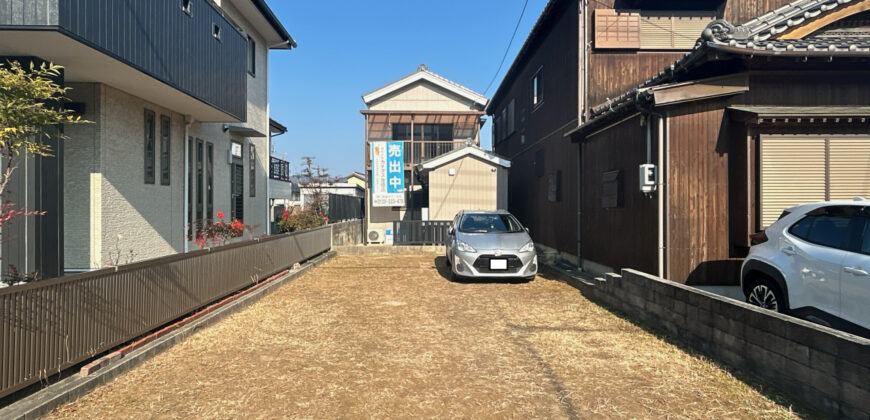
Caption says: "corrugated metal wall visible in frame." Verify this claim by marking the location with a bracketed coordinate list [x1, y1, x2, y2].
[0, 0, 247, 120]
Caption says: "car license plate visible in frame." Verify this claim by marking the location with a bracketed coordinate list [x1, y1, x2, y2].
[490, 259, 508, 270]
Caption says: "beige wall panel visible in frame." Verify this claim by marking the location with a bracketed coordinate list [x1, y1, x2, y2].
[428, 156, 500, 220]
[99, 85, 187, 266]
[369, 83, 478, 112]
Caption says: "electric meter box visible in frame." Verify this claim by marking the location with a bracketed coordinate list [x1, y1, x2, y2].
[639, 164, 657, 193]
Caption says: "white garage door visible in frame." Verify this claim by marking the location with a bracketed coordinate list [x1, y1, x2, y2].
[761, 135, 870, 227]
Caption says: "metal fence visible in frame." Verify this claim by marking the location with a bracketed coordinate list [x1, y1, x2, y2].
[0, 226, 331, 399]
[328, 194, 363, 223]
[392, 220, 451, 246]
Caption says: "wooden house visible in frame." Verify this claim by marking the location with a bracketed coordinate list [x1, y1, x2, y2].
[488, 0, 870, 283]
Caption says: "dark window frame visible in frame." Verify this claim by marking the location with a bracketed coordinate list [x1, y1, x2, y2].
[187, 137, 194, 235]
[249, 143, 256, 197]
[159, 115, 171, 185]
[144, 109, 156, 184]
[196, 139, 204, 224]
[532, 67, 544, 109]
[247, 36, 256, 77]
[207, 141, 214, 222]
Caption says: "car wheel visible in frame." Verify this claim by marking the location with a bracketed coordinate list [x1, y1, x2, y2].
[746, 277, 786, 313]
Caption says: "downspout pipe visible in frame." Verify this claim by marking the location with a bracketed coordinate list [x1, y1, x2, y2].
[639, 104, 666, 279]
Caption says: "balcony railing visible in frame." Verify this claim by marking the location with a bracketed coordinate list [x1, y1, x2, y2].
[270, 156, 291, 182]
[403, 140, 471, 166]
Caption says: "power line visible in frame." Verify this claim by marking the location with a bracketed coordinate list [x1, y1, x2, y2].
[484, 0, 531, 96]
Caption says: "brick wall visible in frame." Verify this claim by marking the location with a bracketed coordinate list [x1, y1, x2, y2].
[331, 220, 363, 247]
[571, 269, 870, 419]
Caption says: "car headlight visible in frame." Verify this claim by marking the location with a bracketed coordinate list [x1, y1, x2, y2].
[519, 241, 535, 253]
[456, 241, 476, 253]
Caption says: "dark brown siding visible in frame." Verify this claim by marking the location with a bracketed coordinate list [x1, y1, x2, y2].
[588, 52, 686, 109]
[666, 100, 744, 284]
[493, 0, 579, 257]
[740, 72, 870, 107]
[582, 115, 657, 273]
[722, 0, 800, 26]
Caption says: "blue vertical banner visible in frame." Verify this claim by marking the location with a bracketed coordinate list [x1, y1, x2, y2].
[371, 141, 406, 207]
[386, 141, 405, 194]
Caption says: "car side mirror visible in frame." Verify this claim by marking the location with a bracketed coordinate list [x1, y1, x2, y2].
[448, 227, 455, 236]
[525, 227, 530, 233]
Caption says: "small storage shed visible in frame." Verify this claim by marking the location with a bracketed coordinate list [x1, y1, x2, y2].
[416, 146, 511, 221]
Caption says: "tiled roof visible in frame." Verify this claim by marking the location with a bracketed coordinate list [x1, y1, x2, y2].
[708, 0, 867, 44]
[574, 0, 870, 134]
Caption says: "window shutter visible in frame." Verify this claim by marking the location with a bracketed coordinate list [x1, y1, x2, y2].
[761, 136, 826, 227]
[828, 137, 870, 201]
[594, 9, 640, 49]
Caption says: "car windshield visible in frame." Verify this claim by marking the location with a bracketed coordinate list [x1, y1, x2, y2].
[458, 213, 524, 233]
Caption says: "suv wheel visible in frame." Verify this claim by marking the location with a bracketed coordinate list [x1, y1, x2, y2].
[746, 277, 786, 313]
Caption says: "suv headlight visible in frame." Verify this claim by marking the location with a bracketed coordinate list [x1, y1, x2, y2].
[456, 241, 476, 253]
[519, 241, 535, 253]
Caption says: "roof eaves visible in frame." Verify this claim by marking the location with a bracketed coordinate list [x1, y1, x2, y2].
[250, 0, 296, 49]
[362, 66, 488, 107]
[488, 0, 567, 114]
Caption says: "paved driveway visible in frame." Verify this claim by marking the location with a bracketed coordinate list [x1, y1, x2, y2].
[48, 254, 800, 419]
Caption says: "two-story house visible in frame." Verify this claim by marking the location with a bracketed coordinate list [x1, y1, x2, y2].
[361, 65, 491, 243]
[488, 0, 870, 284]
[0, 0, 295, 277]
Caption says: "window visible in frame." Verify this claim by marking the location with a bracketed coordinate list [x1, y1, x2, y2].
[247, 36, 256, 76]
[602, 170, 623, 209]
[492, 115, 500, 143]
[507, 98, 516, 136]
[501, 108, 507, 140]
[187, 137, 194, 234]
[459, 213, 524, 234]
[207, 142, 214, 222]
[144, 110, 155, 184]
[196, 139, 204, 223]
[532, 68, 543, 107]
[212, 23, 221, 41]
[391, 124, 453, 141]
[788, 207, 860, 250]
[249, 143, 256, 197]
[594, 9, 715, 50]
[160, 115, 170, 185]
[231, 163, 244, 222]
[181, 0, 191, 15]
[862, 220, 870, 254]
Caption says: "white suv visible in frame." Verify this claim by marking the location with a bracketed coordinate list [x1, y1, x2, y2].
[741, 200, 870, 336]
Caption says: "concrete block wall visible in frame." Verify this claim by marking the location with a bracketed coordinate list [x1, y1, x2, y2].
[331, 220, 363, 247]
[579, 269, 870, 419]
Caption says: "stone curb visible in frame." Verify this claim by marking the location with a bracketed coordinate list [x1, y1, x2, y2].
[0, 251, 336, 420]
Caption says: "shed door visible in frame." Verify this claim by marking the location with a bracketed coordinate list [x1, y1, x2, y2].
[760, 135, 870, 227]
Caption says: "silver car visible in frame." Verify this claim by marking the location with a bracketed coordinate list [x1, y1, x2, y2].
[445, 210, 538, 281]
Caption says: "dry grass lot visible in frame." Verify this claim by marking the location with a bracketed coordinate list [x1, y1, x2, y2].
[49, 254, 803, 419]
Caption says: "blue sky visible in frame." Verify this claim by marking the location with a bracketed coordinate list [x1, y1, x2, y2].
[266, 0, 549, 177]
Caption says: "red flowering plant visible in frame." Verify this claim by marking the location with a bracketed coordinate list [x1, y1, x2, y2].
[189, 211, 250, 249]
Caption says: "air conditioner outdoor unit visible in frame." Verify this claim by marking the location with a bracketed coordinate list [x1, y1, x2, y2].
[367, 229, 385, 244]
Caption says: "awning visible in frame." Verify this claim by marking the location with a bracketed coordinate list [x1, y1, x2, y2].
[729, 106, 870, 123]
[226, 125, 267, 138]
